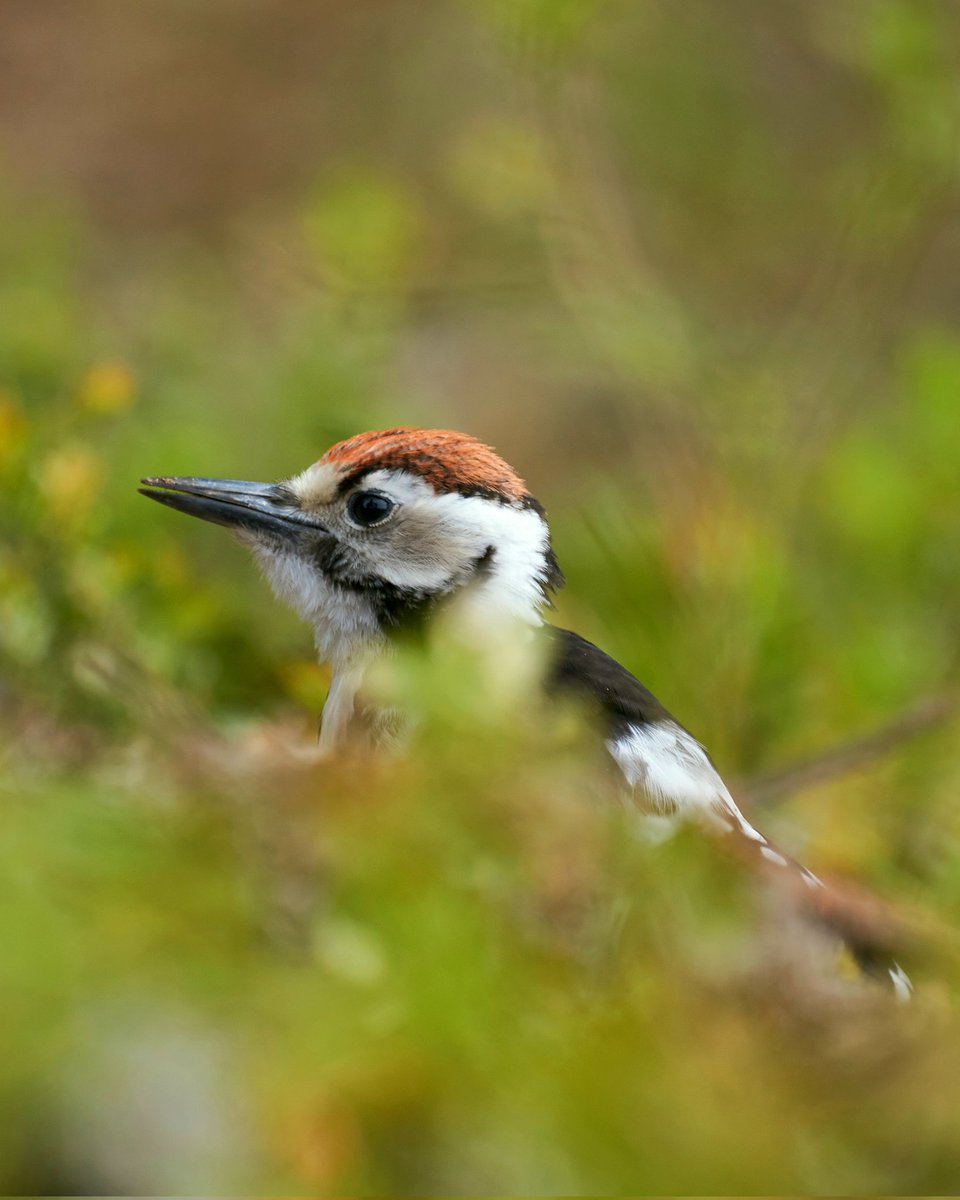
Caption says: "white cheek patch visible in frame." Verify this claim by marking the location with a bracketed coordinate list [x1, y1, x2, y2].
[451, 497, 552, 624]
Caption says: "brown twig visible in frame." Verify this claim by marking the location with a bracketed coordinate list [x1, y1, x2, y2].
[742, 692, 959, 808]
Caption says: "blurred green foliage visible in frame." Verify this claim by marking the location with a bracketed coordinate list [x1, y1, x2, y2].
[1, 0, 960, 1191]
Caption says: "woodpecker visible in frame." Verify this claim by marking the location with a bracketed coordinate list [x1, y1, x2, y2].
[140, 426, 912, 997]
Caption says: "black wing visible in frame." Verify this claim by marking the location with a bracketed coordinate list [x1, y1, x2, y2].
[543, 626, 677, 737]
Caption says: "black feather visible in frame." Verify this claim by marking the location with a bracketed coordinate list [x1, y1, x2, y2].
[544, 627, 677, 737]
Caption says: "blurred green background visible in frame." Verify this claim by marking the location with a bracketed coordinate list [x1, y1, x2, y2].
[2, 0, 960, 1191]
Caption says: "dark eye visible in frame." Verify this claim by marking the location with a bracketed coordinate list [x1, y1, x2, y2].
[347, 490, 395, 528]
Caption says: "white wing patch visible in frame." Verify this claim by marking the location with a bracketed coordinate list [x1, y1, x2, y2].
[608, 721, 761, 834]
[609, 721, 826, 889]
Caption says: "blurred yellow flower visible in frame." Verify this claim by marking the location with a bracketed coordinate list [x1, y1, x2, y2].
[0, 390, 27, 465]
[76, 360, 135, 414]
[40, 442, 104, 523]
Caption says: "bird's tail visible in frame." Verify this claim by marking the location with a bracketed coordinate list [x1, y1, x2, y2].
[725, 821, 915, 1000]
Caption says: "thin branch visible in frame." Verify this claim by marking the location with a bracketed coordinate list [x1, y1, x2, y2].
[742, 692, 959, 808]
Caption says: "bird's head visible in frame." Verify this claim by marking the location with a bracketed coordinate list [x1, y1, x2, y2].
[141, 427, 564, 663]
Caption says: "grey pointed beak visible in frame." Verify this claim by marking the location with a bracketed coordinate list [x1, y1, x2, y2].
[138, 476, 327, 542]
